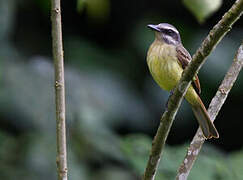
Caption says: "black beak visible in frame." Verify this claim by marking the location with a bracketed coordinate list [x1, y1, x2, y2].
[147, 24, 160, 32]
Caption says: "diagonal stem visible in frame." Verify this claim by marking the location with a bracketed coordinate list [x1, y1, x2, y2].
[176, 42, 243, 180]
[143, 0, 243, 179]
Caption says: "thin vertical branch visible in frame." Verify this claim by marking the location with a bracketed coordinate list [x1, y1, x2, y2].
[51, 0, 68, 180]
[176, 42, 243, 180]
[143, 0, 243, 179]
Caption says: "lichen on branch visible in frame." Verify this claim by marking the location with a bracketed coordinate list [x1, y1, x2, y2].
[143, 0, 243, 179]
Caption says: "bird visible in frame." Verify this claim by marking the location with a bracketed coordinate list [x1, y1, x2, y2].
[146, 23, 219, 139]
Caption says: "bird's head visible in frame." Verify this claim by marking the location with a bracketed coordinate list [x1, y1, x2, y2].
[147, 23, 181, 45]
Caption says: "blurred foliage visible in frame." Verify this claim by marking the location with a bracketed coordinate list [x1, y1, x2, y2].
[183, 0, 222, 23]
[121, 134, 243, 180]
[35, 0, 50, 14]
[0, 0, 15, 40]
[77, 0, 110, 22]
[0, 0, 242, 179]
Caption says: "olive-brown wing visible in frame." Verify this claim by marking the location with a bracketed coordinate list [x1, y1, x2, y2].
[176, 45, 201, 94]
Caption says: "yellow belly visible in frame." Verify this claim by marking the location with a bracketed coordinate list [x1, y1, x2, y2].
[147, 40, 199, 106]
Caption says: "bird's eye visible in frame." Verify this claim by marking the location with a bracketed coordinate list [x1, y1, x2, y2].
[167, 29, 174, 34]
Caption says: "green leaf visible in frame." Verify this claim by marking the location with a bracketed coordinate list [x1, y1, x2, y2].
[183, 0, 222, 23]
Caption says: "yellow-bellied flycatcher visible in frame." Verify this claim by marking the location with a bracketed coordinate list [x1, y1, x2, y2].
[147, 23, 219, 139]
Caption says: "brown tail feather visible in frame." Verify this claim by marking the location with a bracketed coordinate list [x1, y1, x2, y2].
[191, 98, 219, 139]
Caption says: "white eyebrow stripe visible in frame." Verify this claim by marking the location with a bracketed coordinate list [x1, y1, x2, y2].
[163, 27, 178, 33]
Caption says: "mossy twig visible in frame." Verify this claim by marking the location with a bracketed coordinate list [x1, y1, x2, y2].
[176, 42, 243, 180]
[143, 0, 243, 179]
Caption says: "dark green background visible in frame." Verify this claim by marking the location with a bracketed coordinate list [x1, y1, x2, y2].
[0, 0, 242, 179]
